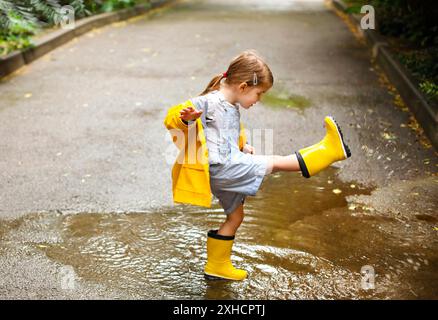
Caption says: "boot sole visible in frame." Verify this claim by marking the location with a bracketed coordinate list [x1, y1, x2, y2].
[204, 272, 246, 281]
[326, 116, 352, 159]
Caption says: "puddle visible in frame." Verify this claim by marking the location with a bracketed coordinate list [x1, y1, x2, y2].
[261, 89, 311, 111]
[1, 168, 437, 299]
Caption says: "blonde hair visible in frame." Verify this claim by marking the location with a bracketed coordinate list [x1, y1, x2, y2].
[200, 50, 274, 96]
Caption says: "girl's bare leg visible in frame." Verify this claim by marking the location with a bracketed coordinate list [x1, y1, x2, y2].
[266, 154, 301, 174]
[217, 203, 244, 236]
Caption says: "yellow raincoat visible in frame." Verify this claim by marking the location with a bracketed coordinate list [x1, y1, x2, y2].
[163, 99, 247, 207]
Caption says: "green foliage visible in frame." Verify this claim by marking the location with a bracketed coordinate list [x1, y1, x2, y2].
[0, 1, 37, 55]
[419, 81, 438, 97]
[101, 0, 136, 12]
[343, 0, 437, 104]
[343, 0, 363, 14]
[0, 0, 147, 55]
[371, 0, 437, 48]
[375, 1, 438, 104]
[396, 49, 438, 82]
[345, 6, 361, 14]
[0, 33, 33, 55]
[419, 81, 438, 102]
[343, 0, 437, 47]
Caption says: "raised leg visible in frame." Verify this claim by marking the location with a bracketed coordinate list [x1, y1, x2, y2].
[266, 154, 301, 174]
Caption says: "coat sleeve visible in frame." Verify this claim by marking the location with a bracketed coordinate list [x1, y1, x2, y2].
[163, 97, 208, 131]
[163, 100, 192, 131]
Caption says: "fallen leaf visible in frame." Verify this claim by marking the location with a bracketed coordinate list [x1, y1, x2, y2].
[363, 205, 375, 212]
[381, 132, 397, 140]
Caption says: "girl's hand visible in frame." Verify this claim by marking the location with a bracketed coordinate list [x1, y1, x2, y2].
[180, 106, 203, 122]
[243, 144, 255, 154]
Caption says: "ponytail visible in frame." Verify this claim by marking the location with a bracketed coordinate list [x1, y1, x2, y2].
[199, 74, 224, 96]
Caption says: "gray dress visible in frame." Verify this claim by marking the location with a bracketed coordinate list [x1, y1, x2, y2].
[190, 90, 268, 214]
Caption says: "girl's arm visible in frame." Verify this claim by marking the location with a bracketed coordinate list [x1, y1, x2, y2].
[180, 106, 203, 124]
[242, 143, 255, 154]
[163, 100, 199, 131]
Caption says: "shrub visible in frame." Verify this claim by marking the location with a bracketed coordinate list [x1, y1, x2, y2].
[0, 0, 143, 55]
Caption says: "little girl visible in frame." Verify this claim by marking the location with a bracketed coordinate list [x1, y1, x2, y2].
[164, 50, 351, 281]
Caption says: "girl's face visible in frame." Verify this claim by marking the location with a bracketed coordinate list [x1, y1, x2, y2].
[236, 84, 270, 109]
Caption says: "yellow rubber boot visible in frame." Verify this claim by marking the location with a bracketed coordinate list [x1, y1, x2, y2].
[204, 230, 247, 281]
[296, 116, 351, 178]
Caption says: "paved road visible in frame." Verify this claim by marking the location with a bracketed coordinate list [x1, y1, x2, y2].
[0, 0, 436, 299]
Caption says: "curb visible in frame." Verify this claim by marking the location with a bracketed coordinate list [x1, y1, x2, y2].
[331, 0, 438, 150]
[0, 0, 173, 79]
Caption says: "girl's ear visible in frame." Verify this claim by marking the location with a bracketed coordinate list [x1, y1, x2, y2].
[238, 82, 248, 92]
